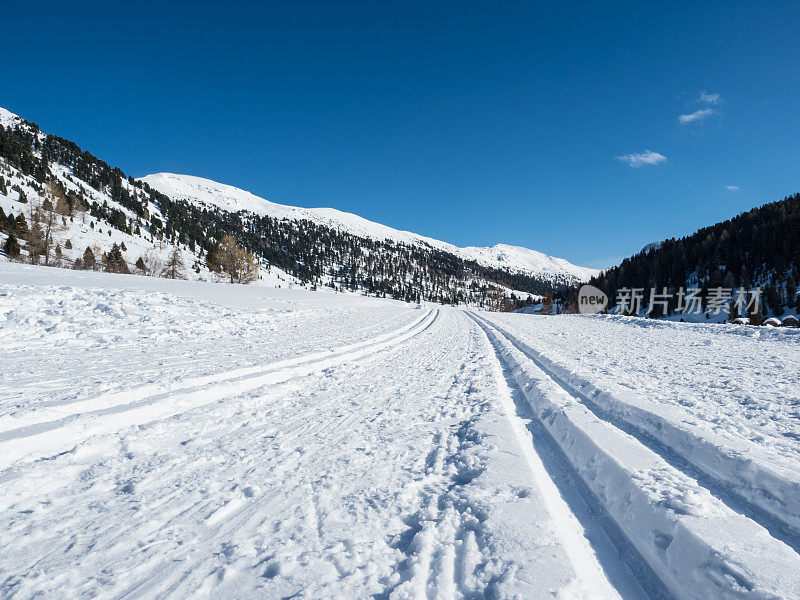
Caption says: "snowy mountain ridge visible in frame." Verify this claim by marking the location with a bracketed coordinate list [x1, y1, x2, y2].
[141, 173, 598, 284]
[1, 104, 592, 307]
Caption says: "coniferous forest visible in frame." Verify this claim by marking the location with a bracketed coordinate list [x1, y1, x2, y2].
[0, 117, 571, 309]
[579, 195, 800, 316]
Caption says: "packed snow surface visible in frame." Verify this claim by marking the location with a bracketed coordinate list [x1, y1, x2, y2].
[141, 173, 598, 283]
[2, 262, 800, 599]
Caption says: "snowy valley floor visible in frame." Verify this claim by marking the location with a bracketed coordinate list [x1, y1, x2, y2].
[1, 263, 800, 599]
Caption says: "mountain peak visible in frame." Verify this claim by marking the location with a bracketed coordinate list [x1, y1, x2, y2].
[141, 173, 598, 284]
[0, 107, 22, 129]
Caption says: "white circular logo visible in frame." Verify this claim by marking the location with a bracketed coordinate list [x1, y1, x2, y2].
[578, 285, 608, 315]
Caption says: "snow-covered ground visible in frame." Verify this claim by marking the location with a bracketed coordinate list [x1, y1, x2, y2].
[2, 262, 799, 599]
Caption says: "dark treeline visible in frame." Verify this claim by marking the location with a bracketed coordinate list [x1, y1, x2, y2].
[1, 118, 570, 308]
[576, 194, 800, 316]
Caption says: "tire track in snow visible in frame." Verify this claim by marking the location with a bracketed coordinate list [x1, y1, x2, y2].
[0, 306, 420, 415]
[385, 313, 625, 600]
[0, 307, 435, 436]
[359, 325, 502, 600]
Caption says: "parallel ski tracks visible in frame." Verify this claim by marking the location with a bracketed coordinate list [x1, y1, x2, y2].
[469, 311, 800, 600]
[0, 308, 438, 470]
[472, 312, 800, 553]
[469, 312, 674, 600]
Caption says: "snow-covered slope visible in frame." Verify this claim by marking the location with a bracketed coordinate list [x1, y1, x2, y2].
[459, 243, 598, 282]
[0, 108, 297, 287]
[0, 107, 20, 129]
[141, 173, 598, 283]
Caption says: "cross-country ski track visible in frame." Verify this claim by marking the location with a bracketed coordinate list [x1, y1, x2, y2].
[2, 266, 799, 599]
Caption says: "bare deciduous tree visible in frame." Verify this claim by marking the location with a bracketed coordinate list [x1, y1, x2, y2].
[69, 191, 88, 224]
[540, 293, 554, 316]
[28, 183, 69, 266]
[161, 247, 187, 280]
[139, 248, 165, 277]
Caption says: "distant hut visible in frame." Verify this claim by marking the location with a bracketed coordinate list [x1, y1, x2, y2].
[733, 317, 750, 325]
[764, 317, 782, 327]
[782, 315, 799, 328]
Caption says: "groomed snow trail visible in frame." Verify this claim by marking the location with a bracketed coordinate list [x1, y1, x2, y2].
[483, 311, 800, 535]
[472, 311, 800, 600]
[3, 264, 799, 599]
[1, 266, 623, 599]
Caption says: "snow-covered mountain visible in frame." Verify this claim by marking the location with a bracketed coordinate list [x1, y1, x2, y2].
[0, 107, 295, 287]
[1, 104, 593, 308]
[141, 173, 597, 284]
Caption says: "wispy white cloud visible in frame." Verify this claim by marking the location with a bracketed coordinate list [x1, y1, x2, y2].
[724, 184, 740, 191]
[615, 150, 667, 168]
[678, 108, 717, 124]
[699, 91, 722, 105]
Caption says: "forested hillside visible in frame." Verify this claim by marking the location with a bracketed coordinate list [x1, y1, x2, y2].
[582, 194, 800, 317]
[0, 108, 580, 308]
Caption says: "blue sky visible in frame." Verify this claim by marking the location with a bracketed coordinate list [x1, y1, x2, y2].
[2, 1, 800, 267]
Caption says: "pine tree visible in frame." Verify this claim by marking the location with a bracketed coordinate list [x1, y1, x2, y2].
[36, 184, 67, 265]
[135, 256, 146, 272]
[82, 246, 96, 270]
[26, 218, 45, 263]
[3, 233, 21, 259]
[205, 246, 221, 273]
[65, 239, 72, 250]
[105, 243, 130, 274]
[15, 214, 27, 236]
[787, 276, 798, 312]
[749, 301, 764, 326]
